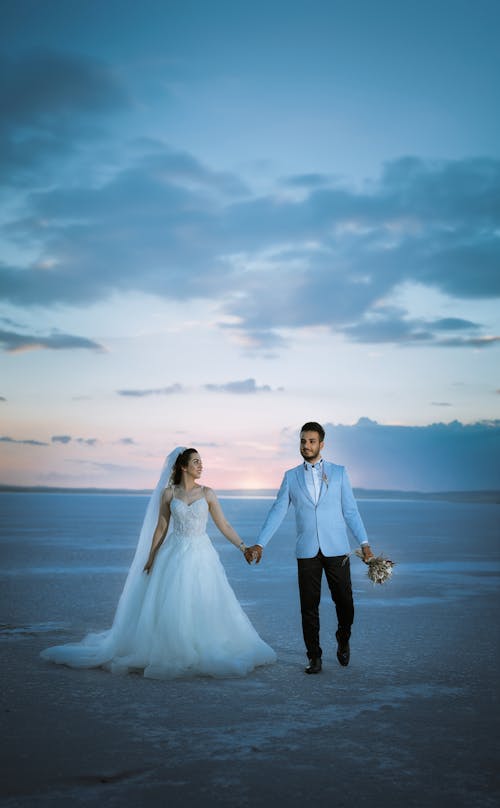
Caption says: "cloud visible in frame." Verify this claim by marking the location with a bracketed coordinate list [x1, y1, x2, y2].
[218, 324, 288, 353]
[0, 328, 105, 354]
[221, 157, 500, 345]
[281, 173, 330, 189]
[339, 309, 497, 348]
[116, 437, 137, 445]
[431, 402, 452, 407]
[117, 384, 184, 397]
[0, 435, 48, 446]
[204, 378, 275, 394]
[432, 318, 482, 331]
[51, 435, 72, 444]
[319, 418, 500, 490]
[67, 459, 143, 474]
[436, 336, 500, 348]
[1, 434, 96, 447]
[0, 143, 249, 308]
[1, 115, 499, 351]
[0, 51, 128, 186]
[116, 380, 282, 397]
[129, 142, 251, 198]
[0, 396, 6, 402]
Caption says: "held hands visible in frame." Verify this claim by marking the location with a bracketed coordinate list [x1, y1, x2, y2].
[244, 545, 263, 565]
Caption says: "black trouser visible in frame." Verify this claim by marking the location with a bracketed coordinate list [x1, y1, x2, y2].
[297, 550, 354, 660]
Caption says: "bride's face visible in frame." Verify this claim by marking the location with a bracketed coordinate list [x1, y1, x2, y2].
[184, 452, 203, 479]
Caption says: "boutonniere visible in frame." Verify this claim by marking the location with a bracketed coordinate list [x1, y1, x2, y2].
[322, 473, 328, 487]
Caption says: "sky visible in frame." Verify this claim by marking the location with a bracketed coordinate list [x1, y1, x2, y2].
[0, 0, 499, 491]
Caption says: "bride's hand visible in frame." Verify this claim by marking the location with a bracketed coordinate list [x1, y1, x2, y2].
[143, 559, 154, 574]
[244, 545, 263, 564]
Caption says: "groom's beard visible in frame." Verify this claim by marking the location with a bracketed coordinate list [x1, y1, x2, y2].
[300, 450, 321, 464]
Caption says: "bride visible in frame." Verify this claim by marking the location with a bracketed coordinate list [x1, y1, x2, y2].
[41, 447, 276, 678]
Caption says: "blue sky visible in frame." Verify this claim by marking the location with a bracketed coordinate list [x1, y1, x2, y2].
[0, 0, 499, 490]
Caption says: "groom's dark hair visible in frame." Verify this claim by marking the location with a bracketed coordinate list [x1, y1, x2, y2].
[300, 422, 325, 441]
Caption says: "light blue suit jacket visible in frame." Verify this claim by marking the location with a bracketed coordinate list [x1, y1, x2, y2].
[257, 461, 369, 558]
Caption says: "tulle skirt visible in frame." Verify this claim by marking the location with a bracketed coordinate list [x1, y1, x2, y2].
[41, 530, 276, 679]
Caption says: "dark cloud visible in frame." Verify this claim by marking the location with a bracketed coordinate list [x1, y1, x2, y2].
[0, 51, 128, 186]
[0, 435, 48, 446]
[204, 378, 274, 394]
[117, 384, 184, 397]
[0, 316, 25, 329]
[0, 328, 105, 353]
[2, 139, 499, 349]
[281, 173, 330, 188]
[133, 146, 251, 198]
[431, 402, 452, 407]
[320, 418, 500, 490]
[341, 314, 432, 345]
[116, 437, 136, 445]
[0, 396, 6, 402]
[116, 380, 281, 396]
[7, 434, 126, 447]
[432, 318, 481, 331]
[222, 157, 500, 343]
[339, 310, 495, 348]
[437, 336, 500, 348]
[218, 324, 288, 353]
[0, 146, 245, 306]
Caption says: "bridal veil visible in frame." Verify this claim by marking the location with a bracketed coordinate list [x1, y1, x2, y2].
[40, 447, 186, 669]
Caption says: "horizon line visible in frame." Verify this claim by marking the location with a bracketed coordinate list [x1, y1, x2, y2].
[0, 484, 498, 504]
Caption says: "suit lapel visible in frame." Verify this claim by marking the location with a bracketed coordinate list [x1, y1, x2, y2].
[295, 465, 314, 504]
[318, 465, 328, 503]
[317, 461, 331, 504]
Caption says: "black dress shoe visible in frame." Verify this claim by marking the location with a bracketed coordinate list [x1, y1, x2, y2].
[305, 658, 322, 674]
[336, 640, 350, 667]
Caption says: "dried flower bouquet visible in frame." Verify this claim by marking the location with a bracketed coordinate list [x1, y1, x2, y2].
[354, 549, 395, 584]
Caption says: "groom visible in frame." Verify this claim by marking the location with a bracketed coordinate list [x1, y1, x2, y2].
[245, 422, 373, 674]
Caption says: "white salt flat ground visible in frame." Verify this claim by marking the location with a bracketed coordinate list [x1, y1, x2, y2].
[0, 494, 499, 807]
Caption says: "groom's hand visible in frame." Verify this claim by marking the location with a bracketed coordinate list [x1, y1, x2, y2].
[244, 545, 263, 564]
[361, 544, 374, 562]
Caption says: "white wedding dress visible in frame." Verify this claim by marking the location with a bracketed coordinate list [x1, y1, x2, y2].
[41, 491, 276, 679]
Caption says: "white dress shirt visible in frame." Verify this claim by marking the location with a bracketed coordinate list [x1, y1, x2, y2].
[304, 459, 323, 504]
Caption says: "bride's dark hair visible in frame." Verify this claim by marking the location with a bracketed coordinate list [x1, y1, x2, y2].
[169, 448, 198, 486]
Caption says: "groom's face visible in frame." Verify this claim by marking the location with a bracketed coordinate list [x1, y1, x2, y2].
[299, 431, 324, 464]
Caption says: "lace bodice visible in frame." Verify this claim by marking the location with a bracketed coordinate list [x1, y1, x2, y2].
[170, 497, 209, 537]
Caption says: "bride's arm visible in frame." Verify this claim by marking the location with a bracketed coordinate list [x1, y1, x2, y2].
[206, 488, 248, 555]
[143, 488, 173, 574]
